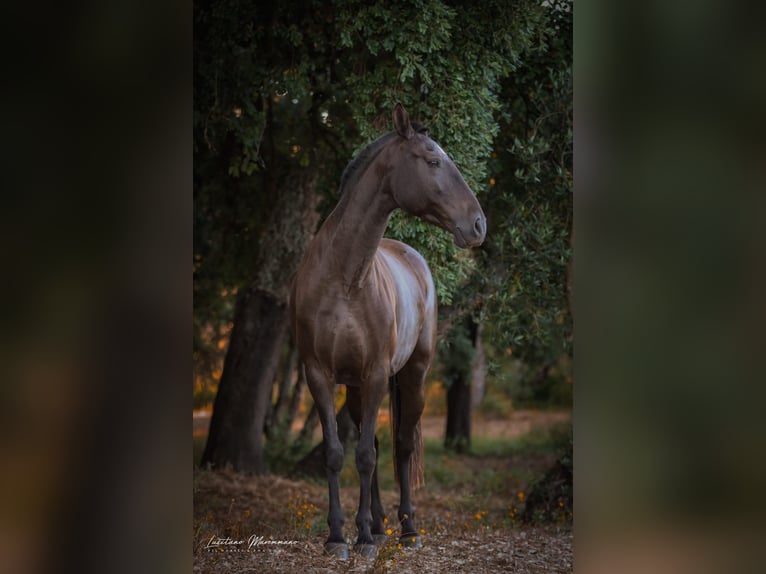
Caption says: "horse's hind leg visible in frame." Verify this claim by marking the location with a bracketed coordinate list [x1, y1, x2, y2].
[370, 435, 387, 543]
[393, 356, 427, 548]
[305, 365, 347, 558]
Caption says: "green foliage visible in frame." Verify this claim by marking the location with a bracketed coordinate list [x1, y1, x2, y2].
[476, 387, 515, 419]
[474, 0, 573, 366]
[508, 364, 573, 408]
[483, 327, 573, 409]
[437, 320, 476, 387]
[263, 424, 316, 476]
[332, 0, 545, 300]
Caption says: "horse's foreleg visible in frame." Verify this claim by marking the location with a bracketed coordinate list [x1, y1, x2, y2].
[346, 387, 387, 545]
[353, 375, 387, 556]
[306, 367, 347, 558]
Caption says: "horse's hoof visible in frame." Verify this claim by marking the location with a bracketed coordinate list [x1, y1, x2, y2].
[372, 533, 388, 545]
[399, 534, 423, 549]
[324, 542, 349, 559]
[353, 543, 378, 558]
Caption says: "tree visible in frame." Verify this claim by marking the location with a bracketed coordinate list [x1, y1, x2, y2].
[195, 1, 338, 472]
[436, 0, 572, 448]
[473, 0, 573, 369]
[199, 166, 320, 473]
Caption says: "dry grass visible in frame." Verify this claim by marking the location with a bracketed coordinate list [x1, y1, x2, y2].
[193, 410, 572, 572]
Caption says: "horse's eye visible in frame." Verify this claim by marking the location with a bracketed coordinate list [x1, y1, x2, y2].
[427, 159, 440, 167]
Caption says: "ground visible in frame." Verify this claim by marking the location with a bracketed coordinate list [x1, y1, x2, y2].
[193, 409, 572, 573]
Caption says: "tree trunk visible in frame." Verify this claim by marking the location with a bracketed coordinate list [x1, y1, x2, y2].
[443, 317, 479, 453]
[285, 364, 306, 433]
[200, 168, 320, 474]
[267, 342, 300, 435]
[470, 323, 487, 407]
[199, 289, 287, 473]
[445, 376, 472, 453]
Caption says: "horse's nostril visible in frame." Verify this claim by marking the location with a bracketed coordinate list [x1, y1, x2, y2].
[474, 215, 485, 236]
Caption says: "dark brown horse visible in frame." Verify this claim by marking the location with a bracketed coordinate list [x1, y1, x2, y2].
[290, 103, 486, 558]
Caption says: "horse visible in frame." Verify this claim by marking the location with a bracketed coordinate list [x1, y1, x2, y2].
[289, 103, 486, 558]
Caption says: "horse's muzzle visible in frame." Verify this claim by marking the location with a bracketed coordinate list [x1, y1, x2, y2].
[455, 212, 486, 248]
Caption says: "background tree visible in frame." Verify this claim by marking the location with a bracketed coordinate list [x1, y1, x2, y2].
[440, 316, 478, 452]
[437, 0, 572, 447]
[195, 0, 339, 472]
[473, 0, 573, 381]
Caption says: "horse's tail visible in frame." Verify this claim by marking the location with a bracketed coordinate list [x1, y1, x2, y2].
[389, 374, 425, 490]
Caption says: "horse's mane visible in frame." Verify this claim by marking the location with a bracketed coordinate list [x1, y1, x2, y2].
[338, 122, 429, 198]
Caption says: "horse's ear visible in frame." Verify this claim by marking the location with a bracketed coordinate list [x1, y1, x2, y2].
[393, 103, 414, 139]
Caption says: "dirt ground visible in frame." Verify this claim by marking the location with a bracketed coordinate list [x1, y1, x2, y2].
[418, 409, 571, 441]
[193, 408, 571, 442]
[193, 472, 572, 574]
[193, 409, 572, 573]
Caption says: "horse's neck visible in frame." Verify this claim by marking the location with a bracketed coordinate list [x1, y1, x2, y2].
[323, 171, 395, 292]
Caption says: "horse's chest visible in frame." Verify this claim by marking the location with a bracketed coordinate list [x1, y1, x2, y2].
[312, 292, 424, 380]
[327, 306, 384, 344]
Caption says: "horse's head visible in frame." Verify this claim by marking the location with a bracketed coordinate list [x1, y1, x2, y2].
[387, 103, 486, 248]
